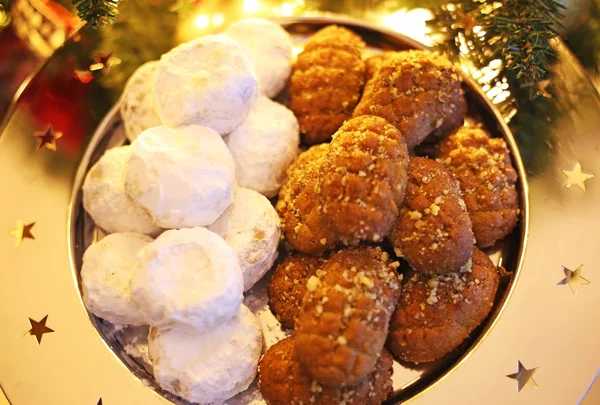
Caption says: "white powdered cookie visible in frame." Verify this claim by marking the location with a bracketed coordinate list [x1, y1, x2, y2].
[208, 187, 280, 291]
[83, 146, 161, 235]
[119, 61, 162, 142]
[225, 97, 299, 198]
[148, 305, 262, 405]
[124, 125, 236, 229]
[131, 227, 243, 332]
[81, 232, 153, 325]
[225, 18, 293, 98]
[154, 35, 258, 135]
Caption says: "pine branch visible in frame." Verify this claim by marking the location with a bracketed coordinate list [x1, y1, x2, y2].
[431, 0, 565, 85]
[72, 0, 119, 28]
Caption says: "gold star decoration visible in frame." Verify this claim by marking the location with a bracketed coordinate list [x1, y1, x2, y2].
[90, 52, 121, 75]
[558, 265, 590, 295]
[562, 162, 594, 191]
[34, 126, 63, 151]
[25, 315, 54, 344]
[506, 361, 539, 392]
[8, 219, 36, 247]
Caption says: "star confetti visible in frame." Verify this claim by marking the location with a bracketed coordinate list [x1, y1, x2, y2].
[558, 265, 590, 295]
[90, 52, 121, 75]
[34, 126, 63, 151]
[562, 162, 594, 191]
[8, 220, 35, 247]
[25, 315, 54, 344]
[506, 361, 538, 392]
[74, 69, 94, 84]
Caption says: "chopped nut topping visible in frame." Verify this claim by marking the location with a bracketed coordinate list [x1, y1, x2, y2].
[408, 210, 422, 220]
[306, 276, 320, 292]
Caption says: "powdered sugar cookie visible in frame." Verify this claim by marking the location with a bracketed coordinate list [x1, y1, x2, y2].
[124, 125, 236, 229]
[225, 18, 293, 98]
[225, 97, 300, 198]
[83, 146, 161, 235]
[119, 61, 161, 142]
[148, 305, 262, 404]
[81, 232, 153, 325]
[208, 187, 280, 291]
[154, 35, 258, 135]
[131, 227, 243, 332]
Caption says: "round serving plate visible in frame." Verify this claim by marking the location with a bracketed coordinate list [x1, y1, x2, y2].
[68, 16, 529, 405]
[1, 14, 599, 405]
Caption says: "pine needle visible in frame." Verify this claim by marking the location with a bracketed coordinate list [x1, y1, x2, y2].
[431, 0, 565, 85]
[72, 0, 119, 28]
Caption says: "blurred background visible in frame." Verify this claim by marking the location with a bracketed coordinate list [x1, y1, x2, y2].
[0, 0, 599, 125]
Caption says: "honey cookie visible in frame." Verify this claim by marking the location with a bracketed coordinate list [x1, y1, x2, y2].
[319, 115, 409, 246]
[294, 247, 401, 387]
[290, 25, 366, 144]
[386, 248, 500, 364]
[276, 144, 336, 255]
[353, 50, 466, 149]
[259, 336, 394, 405]
[437, 127, 519, 247]
[390, 157, 473, 274]
[268, 253, 326, 329]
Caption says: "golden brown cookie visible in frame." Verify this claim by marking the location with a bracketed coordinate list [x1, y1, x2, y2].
[318, 115, 409, 246]
[276, 144, 336, 255]
[259, 336, 394, 405]
[290, 25, 366, 144]
[386, 248, 500, 364]
[353, 50, 466, 149]
[294, 247, 402, 387]
[437, 127, 519, 248]
[390, 157, 474, 274]
[268, 253, 326, 329]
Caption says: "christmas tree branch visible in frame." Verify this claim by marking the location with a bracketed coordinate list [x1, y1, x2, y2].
[72, 0, 119, 28]
[431, 0, 565, 85]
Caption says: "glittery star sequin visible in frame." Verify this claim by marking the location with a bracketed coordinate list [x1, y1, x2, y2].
[90, 52, 121, 75]
[25, 315, 54, 344]
[562, 162, 594, 191]
[9, 220, 35, 247]
[506, 361, 538, 392]
[34, 126, 63, 151]
[558, 265, 590, 295]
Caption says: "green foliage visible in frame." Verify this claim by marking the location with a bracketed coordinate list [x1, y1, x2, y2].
[72, 0, 119, 28]
[429, 0, 564, 171]
[97, 0, 178, 91]
[431, 0, 565, 85]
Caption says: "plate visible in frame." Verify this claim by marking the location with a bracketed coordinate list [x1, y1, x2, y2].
[1, 15, 599, 405]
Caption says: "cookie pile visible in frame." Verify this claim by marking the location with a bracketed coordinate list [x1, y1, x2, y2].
[261, 25, 519, 404]
[81, 20, 521, 405]
[80, 18, 298, 404]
